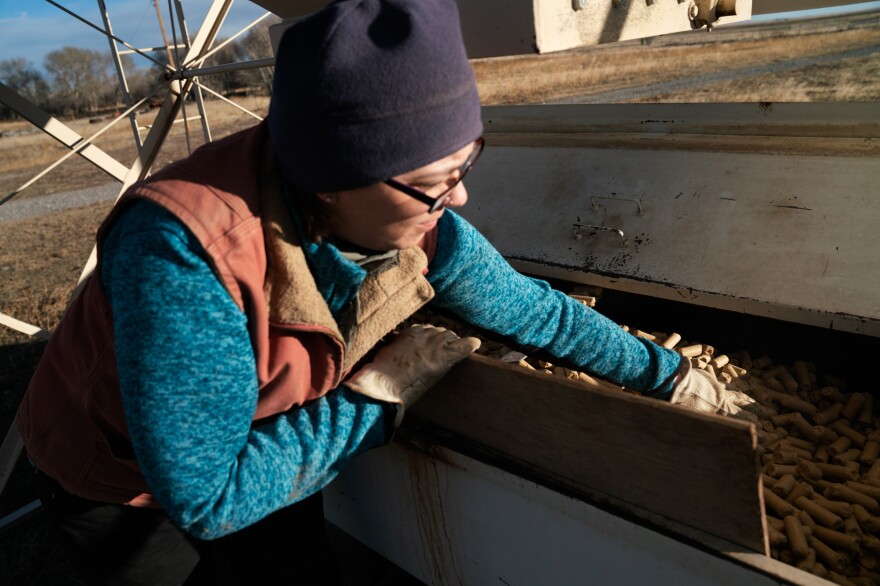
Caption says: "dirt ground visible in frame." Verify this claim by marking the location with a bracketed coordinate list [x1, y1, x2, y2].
[0, 8, 878, 584]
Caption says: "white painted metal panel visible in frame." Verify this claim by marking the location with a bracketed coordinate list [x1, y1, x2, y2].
[325, 442, 826, 585]
[459, 104, 880, 336]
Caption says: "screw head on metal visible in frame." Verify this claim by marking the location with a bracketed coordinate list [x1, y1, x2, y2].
[688, 2, 700, 19]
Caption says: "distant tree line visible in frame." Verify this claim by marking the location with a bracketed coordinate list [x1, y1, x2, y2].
[0, 19, 278, 121]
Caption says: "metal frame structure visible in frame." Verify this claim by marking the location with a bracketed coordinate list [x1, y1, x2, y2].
[0, 0, 277, 530]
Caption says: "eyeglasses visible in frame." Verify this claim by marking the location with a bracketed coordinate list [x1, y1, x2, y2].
[384, 137, 485, 213]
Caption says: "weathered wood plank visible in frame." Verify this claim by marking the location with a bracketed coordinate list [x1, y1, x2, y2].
[409, 353, 767, 554]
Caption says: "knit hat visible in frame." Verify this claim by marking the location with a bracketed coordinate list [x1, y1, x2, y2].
[267, 0, 483, 193]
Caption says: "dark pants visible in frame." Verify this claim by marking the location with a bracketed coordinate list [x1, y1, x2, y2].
[35, 470, 339, 586]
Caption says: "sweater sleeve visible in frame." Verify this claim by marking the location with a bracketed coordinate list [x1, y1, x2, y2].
[427, 210, 682, 395]
[101, 200, 388, 540]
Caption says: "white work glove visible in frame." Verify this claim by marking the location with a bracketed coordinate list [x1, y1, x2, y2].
[670, 360, 759, 422]
[346, 324, 481, 427]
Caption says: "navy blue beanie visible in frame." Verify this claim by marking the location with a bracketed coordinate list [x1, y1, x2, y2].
[267, 0, 483, 193]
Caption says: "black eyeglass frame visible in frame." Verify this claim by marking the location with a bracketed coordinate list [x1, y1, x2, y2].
[384, 137, 485, 213]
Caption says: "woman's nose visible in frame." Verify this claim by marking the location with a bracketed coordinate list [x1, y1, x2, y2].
[445, 182, 468, 209]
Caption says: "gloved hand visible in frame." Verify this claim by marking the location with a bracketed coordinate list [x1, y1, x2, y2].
[346, 324, 481, 427]
[670, 360, 759, 422]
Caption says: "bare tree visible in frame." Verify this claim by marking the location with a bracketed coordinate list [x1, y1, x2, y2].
[44, 47, 113, 117]
[0, 59, 50, 119]
[238, 17, 280, 95]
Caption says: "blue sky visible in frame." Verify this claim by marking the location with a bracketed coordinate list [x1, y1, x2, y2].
[1, 1, 879, 71]
[0, 0, 270, 70]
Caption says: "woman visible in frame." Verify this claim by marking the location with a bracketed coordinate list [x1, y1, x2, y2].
[17, 1, 753, 584]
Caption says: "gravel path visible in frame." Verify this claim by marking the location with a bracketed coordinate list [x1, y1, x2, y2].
[0, 183, 120, 224]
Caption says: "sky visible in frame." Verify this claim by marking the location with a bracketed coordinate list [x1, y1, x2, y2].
[0, 0, 271, 71]
[0, 0, 879, 72]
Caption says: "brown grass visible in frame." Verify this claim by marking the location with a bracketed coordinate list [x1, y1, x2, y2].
[473, 11, 880, 104]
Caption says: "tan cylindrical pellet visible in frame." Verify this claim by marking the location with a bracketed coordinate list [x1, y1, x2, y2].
[828, 436, 853, 457]
[711, 354, 730, 369]
[562, 368, 581, 380]
[815, 446, 831, 464]
[796, 497, 843, 529]
[775, 367, 800, 394]
[846, 481, 880, 501]
[537, 360, 554, 369]
[773, 474, 797, 497]
[826, 484, 880, 512]
[817, 426, 841, 444]
[858, 394, 874, 426]
[787, 483, 814, 505]
[517, 359, 536, 370]
[827, 571, 859, 586]
[793, 361, 813, 392]
[858, 568, 880, 583]
[821, 385, 847, 402]
[764, 377, 787, 393]
[768, 524, 787, 546]
[844, 515, 862, 537]
[798, 460, 824, 481]
[799, 509, 816, 530]
[794, 419, 826, 445]
[812, 525, 860, 553]
[842, 393, 866, 422]
[784, 515, 811, 558]
[768, 391, 818, 419]
[796, 547, 817, 572]
[850, 577, 877, 586]
[772, 412, 801, 427]
[779, 444, 813, 462]
[832, 420, 867, 448]
[704, 363, 717, 379]
[753, 355, 773, 369]
[852, 504, 880, 533]
[578, 371, 599, 385]
[784, 436, 815, 452]
[808, 535, 846, 572]
[832, 449, 862, 465]
[726, 364, 748, 378]
[767, 516, 786, 532]
[679, 344, 702, 358]
[814, 562, 829, 578]
[815, 403, 844, 426]
[633, 330, 656, 341]
[863, 534, 880, 556]
[867, 460, 880, 480]
[766, 487, 796, 517]
[859, 441, 880, 465]
[766, 464, 798, 479]
[772, 450, 799, 465]
[814, 462, 858, 482]
[661, 332, 681, 349]
[812, 495, 854, 519]
[702, 344, 715, 356]
[762, 474, 777, 488]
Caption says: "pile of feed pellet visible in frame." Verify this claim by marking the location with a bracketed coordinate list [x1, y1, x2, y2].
[409, 296, 880, 586]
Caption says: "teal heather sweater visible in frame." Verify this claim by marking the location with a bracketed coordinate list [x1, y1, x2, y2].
[101, 199, 679, 540]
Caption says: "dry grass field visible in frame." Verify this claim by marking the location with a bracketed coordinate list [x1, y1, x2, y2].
[0, 9, 878, 584]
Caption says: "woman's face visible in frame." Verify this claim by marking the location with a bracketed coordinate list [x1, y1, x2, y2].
[318, 143, 474, 251]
